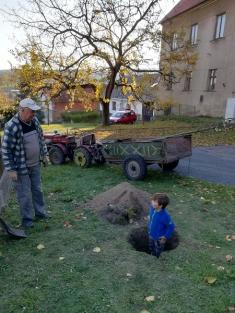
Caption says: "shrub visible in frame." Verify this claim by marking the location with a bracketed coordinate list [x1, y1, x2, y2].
[61, 111, 100, 123]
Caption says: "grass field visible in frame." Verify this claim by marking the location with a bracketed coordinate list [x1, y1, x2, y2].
[41, 116, 235, 147]
[0, 163, 234, 313]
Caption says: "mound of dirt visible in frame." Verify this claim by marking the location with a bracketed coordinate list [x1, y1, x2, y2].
[86, 182, 150, 225]
[127, 226, 180, 254]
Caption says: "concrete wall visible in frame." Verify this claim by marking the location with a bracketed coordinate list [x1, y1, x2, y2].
[161, 0, 235, 117]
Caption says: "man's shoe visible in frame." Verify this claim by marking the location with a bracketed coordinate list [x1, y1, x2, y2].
[21, 223, 34, 229]
[35, 214, 52, 221]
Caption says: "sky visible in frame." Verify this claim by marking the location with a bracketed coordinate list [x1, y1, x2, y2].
[0, 0, 180, 70]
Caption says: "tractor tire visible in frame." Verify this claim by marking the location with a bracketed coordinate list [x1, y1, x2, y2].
[158, 160, 179, 171]
[49, 146, 65, 165]
[123, 155, 147, 181]
[74, 147, 92, 168]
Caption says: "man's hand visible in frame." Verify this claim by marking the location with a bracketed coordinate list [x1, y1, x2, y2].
[159, 236, 167, 245]
[8, 171, 17, 181]
[42, 156, 50, 167]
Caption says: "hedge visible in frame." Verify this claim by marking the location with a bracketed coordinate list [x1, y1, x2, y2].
[61, 111, 100, 123]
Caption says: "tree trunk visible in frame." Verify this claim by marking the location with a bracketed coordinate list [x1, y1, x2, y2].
[102, 101, 110, 126]
[102, 69, 119, 126]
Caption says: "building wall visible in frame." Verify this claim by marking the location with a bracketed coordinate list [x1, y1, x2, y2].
[161, 0, 235, 117]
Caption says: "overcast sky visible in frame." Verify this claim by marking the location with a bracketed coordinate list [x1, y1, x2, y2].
[0, 0, 180, 70]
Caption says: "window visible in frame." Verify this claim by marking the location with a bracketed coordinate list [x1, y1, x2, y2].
[112, 101, 116, 111]
[207, 69, 217, 91]
[215, 13, 226, 39]
[190, 24, 198, 45]
[119, 101, 124, 110]
[184, 72, 192, 91]
[172, 33, 178, 50]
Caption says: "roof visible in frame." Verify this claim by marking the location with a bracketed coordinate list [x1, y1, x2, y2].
[161, 0, 208, 23]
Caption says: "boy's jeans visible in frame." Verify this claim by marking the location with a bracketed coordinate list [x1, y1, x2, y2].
[149, 237, 165, 258]
[16, 165, 46, 227]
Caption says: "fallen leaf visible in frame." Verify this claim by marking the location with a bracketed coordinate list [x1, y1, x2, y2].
[63, 221, 72, 228]
[228, 306, 235, 312]
[93, 247, 101, 253]
[225, 255, 233, 262]
[59, 257, 65, 261]
[226, 235, 235, 241]
[74, 215, 81, 221]
[204, 276, 217, 285]
[175, 265, 182, 271]
[126, 273, 132, 277]
[37, 244, 45, 250]
[145, 296, 155, 302]
[140, 310, 150, 313]
[217, 266, 225, 271]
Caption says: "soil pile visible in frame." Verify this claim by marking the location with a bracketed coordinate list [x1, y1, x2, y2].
[87, 182, 150, 225]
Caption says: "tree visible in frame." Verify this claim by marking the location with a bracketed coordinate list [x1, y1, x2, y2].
[6, 0, 197, 125]
[5, 0, 163, 125]
[14, 45, 97, 105]
[0, 91, 18, 124]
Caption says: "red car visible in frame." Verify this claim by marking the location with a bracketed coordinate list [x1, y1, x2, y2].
[109, 110, 137, 124]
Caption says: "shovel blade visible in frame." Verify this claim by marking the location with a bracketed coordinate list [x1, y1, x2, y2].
[0, 217, 27, 239]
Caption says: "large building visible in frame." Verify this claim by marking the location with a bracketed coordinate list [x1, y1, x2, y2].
[160, 0, 235, 117]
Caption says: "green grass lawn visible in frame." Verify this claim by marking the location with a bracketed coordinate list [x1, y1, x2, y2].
[0, 163, 235, 313]
[41, 116, 235, 147]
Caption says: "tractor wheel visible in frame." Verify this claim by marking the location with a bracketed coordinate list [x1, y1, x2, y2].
[158, 160, 179, 171]
[74, 147, 92, 168]
[123, 155, 147, 181]
[49, 146, 65, 165]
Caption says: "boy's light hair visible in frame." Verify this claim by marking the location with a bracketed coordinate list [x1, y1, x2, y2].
[151, 193, 169, 209]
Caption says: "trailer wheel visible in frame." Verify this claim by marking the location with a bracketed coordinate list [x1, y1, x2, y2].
[49, 146, 65, 165]
[123, 155, 147, 180]
[159, 160, 179, 171]
[74, 147, 92, 168]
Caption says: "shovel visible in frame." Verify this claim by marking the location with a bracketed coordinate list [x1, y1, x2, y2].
[0, 217, 27, 239]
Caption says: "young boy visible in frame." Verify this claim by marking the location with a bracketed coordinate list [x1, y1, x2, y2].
[148, 193, 175, 258]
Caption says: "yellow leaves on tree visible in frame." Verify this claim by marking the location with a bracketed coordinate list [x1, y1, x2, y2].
[0, 91, 17, 117]
[14, 46, 99, 112]
[160, 28, 198, 85]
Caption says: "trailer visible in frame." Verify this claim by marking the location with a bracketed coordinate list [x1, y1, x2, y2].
[74, 133, 192, 180]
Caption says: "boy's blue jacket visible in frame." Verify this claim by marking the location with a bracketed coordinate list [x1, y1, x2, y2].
[148, 206, 175, 240]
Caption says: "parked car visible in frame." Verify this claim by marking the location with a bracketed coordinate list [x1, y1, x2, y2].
[109, 110, 137, 124]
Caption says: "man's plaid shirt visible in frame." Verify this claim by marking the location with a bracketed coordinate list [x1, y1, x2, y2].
[1, 113, 48, 174]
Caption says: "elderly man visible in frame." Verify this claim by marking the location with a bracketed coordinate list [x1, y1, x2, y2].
[2, 98, 50, 228]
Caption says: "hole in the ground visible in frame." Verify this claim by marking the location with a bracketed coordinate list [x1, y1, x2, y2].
[127, 226, 180, 255]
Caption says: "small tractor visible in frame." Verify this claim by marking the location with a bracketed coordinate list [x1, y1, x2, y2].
[44, 133, 77, 165]
[73, 133, 105, 167]
[44, 133, 105, 166]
